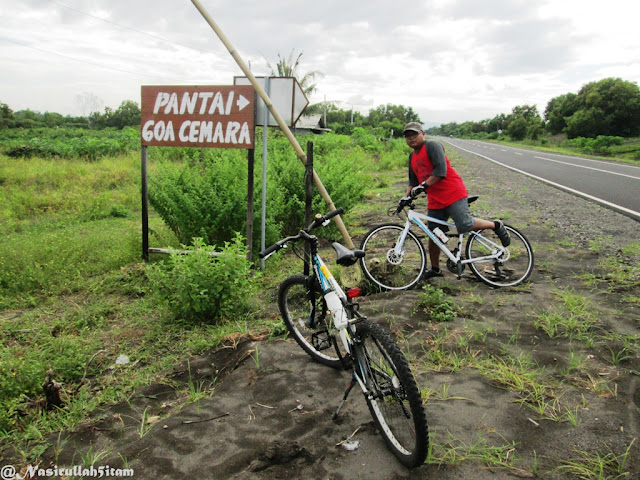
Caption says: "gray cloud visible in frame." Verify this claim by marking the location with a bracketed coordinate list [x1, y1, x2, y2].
[482, 18, 582, 75]
[2, 0, 638, 123]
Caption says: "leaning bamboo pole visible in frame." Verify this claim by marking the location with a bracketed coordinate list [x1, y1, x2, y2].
[190, 0, 354, 249]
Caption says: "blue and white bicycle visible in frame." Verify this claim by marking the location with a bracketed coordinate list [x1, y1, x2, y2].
[260, 209, 428, 468]
[359, 193, 534, 291]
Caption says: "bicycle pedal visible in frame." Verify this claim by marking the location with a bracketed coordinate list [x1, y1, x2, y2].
[312, 330, 332, 351]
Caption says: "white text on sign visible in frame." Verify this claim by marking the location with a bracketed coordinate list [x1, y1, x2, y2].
[141, 120, 251, 145]
[153, 91, 251, 116]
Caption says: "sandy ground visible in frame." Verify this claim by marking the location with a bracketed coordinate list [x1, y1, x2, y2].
[25, 146, 640, 479]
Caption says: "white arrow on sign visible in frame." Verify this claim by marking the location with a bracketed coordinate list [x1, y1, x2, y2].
[237, 94, 250, 112]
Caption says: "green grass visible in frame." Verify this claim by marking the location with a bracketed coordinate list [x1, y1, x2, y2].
[554, 439, 636, 479]
[0, 129, 407, 461]
[1, 129, 638, 479]
[0, 148, 269, 458]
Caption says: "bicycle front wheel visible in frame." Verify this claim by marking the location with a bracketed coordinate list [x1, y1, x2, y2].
[278, 274, 348, 369]
[356, 320, 428, 468]
[359, 224, 426, 291]
[465, 224, 534, 288]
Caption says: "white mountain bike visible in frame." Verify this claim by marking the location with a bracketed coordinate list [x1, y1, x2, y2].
[360, 194, 534, 291]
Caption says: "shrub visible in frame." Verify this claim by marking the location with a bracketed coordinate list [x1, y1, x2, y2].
[414, 284, 459, 322]
[561, 135, 624, 155]
[149, 152, 247, 247]
[591, 135, 624, 154]
[0, 127, 139, 160]
[146, 236, 258, 323]
[148, 132, 371, 251]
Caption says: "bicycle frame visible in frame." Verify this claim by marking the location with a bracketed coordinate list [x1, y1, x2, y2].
[398, 209, 507, 271]
[310, 248, 387, 405]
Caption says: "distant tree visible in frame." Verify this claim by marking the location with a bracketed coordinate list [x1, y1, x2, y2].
[0, 102, 13, 129]
[368, 104, 420, 124]
[12, 109, 39, 128]
[526, 120, 545, 141]
[505, 104, 543, 140]
[510, 104, 540, 121]
[43, 112, 65, 128]
[486, 114, 508, 133]
[544, 93, 579, 135]
[507, 116, 528, 140]
[367, 104, 421, 137]
[565, 78, 640, 138]
[90, 100, 140, 129]
[564, 108, 606, 139]
[107, 100, 140, 129]
[267, 49, 324, 97]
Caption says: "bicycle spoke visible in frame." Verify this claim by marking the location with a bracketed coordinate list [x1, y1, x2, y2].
[279, 275, 349, 368]
[466, 226, 534, 287]
[360, 224, 426, 291]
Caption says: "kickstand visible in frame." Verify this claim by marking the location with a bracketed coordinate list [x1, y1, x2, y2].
[332, 372, 357, 421]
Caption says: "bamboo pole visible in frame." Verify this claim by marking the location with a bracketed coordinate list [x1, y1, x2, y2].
[190, 0, 354, 249]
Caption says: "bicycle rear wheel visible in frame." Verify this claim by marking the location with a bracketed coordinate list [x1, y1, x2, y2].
[359, 224, 426, 291]
[278, 274, 348, 369]
[465, 224, 534, 288]
[355, 320, 428, 467]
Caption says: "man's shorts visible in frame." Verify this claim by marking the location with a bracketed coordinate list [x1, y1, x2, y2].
[427, 197, 475, 234]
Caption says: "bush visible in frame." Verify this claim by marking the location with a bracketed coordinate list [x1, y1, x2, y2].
[146, 236, 258, 323]
[414, 284, 459, 322]
[0, 127, 139, 160]
[148, 132, 371, 252]
[148, 149, 258, 248]
[561, 135, 624, 155]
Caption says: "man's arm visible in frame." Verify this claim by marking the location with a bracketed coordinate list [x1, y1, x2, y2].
[426, 141, 447, 178]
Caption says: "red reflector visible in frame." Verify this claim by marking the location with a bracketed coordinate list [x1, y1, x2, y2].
[346, 287, 361, 299]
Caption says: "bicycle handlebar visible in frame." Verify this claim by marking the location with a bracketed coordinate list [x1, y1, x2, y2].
[308, 207, 343, 231]
[258, 208, 344, 259]
[393, 197, 414, 215]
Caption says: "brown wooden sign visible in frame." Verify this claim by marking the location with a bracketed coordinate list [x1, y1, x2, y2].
[140, 85, 255, 148]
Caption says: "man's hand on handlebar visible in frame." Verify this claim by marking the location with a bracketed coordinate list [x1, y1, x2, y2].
[410, 181, 428, 198]
[394, 195, 413, 214]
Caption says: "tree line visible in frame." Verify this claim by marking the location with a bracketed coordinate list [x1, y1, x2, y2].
[0, 100, 141, 130]
[3, 77, 638, 142]
[427, 77, 640, 140]
[305, 103, 421, 138]
[0, 96, 420, 139]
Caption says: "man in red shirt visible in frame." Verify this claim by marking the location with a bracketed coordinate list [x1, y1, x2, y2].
[402, 122, 510, 279]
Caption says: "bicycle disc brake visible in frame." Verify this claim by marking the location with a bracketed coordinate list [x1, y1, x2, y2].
[386, 248, 404, 265]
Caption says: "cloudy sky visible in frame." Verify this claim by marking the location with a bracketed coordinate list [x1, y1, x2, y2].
[2, 0, 639, 125]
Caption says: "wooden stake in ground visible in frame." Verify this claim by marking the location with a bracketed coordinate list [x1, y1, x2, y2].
[190, 0, 354, 249]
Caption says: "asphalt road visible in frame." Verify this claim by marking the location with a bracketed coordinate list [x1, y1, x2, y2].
[439, 137, 640, 223]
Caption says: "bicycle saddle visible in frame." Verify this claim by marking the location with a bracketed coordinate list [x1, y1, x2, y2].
[332, 242, 365, 266]
[468, 195, 478, 204]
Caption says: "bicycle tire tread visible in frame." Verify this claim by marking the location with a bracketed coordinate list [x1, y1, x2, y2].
[357, 319, 429, 467]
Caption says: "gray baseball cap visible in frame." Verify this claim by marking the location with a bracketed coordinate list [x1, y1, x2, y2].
[403, 122, 423, 134]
